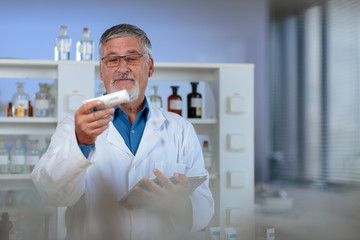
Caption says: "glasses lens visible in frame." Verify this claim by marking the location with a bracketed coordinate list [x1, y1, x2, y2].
[106, 56, 119, 67]
[125, 54, 143, 64]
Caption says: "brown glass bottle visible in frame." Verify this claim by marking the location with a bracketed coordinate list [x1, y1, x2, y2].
[28, 100, 33, 117]
[187, 82, 202, 118]
[6, 103, 12, 117]
[168, 86, 182, 116]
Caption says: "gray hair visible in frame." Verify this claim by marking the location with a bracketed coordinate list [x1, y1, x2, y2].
[99, 24, 152, 59]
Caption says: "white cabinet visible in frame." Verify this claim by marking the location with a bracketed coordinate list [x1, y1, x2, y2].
[0, 59, 254, 240]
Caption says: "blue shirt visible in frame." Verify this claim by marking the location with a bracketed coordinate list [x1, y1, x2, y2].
[79, 98, 149, 157]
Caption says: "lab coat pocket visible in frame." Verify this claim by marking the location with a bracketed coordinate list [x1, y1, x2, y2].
[154, 161, 186, 177]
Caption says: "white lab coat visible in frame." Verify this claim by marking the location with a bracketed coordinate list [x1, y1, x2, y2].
[31, 102, 214, 240]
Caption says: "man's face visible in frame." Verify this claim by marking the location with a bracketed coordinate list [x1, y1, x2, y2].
[99, 36, 154, 102]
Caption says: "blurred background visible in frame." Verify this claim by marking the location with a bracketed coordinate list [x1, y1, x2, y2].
[1, 0, 360, 239]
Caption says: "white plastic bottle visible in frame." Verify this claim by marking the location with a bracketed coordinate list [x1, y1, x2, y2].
[55, 25, 71, 60]
[76, 27, 94, 61]
[10, 140, 25, 174]
[0, 139, 9, 174]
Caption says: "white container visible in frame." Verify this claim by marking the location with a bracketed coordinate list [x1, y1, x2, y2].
[83, 90, 130, 109]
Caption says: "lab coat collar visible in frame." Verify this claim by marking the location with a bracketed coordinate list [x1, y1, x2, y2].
[105, 97, 167, 167]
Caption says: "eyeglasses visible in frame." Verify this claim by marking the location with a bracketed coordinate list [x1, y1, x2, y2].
[101, 54, 148, 67]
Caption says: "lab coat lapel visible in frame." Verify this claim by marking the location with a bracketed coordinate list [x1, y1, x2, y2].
[106, 122, 133, 156]
[131, 105, 165, 167]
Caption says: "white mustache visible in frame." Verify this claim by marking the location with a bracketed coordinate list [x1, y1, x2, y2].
[112, 74, 136, 82]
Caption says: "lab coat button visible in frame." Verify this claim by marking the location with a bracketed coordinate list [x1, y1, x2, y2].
[131, 130, 135, 134]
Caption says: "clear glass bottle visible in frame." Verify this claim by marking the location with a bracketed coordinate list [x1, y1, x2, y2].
[0, 139, 9, 174]
[76, 27, 94, 61]
[168, 86, 182, 116]
[40, 138, 51, 158]
[95, 82, 105, 97]
[34, 83, 50, 117]
[12, 82, 29, 118]
[202, 140, 213, 172]
[187, 82, 202, 118]
[148, 86, 163, 108]
[55, 25, 71, 60]
[25, 140, 40, 173]
[10, 140, 25, 174]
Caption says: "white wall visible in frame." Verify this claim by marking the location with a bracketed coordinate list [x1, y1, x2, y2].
[0, 0, 269, 181]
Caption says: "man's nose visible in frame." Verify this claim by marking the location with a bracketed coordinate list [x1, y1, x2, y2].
[116, 58, 129, 72]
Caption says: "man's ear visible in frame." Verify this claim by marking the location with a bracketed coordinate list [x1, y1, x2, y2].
[148, 57, 154, 78]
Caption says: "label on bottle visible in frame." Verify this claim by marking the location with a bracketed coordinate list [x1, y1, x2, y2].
[152, 100, 162, 108]
[11, 155, 25, 165]
[170, 100, 182, 110]
[191, 98, 202, 107]
[57, 42, 71, 52]
[14, 99, 28, 109]
[78, 44, 93, 54]
[0, 155, 9, 165]
[204, 155, 212, 169]
[35, 99, 50, 109]
[26, 155, 39, 165]
[16, 107, 25, 117]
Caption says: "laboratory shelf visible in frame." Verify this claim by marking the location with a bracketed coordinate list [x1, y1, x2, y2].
[187, 118, 218, 124]
[0, 174, 34, 190]
[0, 174, 32, 180]
[0, 117, 57, 123]
[0, 117, 57, 135]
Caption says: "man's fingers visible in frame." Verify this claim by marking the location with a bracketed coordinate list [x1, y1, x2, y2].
[78, 100, 103, 114]
[173, 173, 190, 188]
[153, 168, 173, 189]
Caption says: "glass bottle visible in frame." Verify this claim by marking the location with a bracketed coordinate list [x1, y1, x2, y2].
[55, 25, 71, 60]
[34, 83, 50, 117]
[40, 138, 51, 158]
[25, 140, 40, 174]
[0, 140, 9, 174]
[10, 140, 25, 174]
[168, 86, 182, 116]
[12, 82, 29, 118]
[187, 82, 202, 118]
[6, 103, 12, 117]
[95, 82, 105, 97]
[28, 100, 33, 117]
[76, 27, 94, 61]
[202, 140, 213, 172]
[148, 86, 163, 108]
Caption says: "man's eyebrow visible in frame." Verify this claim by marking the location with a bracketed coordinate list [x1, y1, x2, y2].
[104, 50, 141, 56]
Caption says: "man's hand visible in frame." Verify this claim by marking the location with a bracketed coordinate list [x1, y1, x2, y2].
[75, 100, 115, 145]
[134, 169, 193, 230]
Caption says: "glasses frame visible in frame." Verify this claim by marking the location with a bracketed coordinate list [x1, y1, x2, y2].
[101, 53, 148, 67]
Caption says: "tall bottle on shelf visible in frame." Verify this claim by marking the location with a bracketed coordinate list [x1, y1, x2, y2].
[95, 82, 105, 97]
[187, 82, 202, 118]
[55, 25, 71, 61]
[202, 140, 213, 172]
[12, 82, 29, 117]
[76, 27, 94, 61]
[148, 86, 162, 108]
[168, 86, 182, 116]
[10, 140, 25, 174]
[25, 140, 40, 174]
[34, 83, 50, 117]
[0, 140, 9, 174]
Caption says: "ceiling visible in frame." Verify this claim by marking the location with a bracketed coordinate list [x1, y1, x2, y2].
[269, 0, 328, 19]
